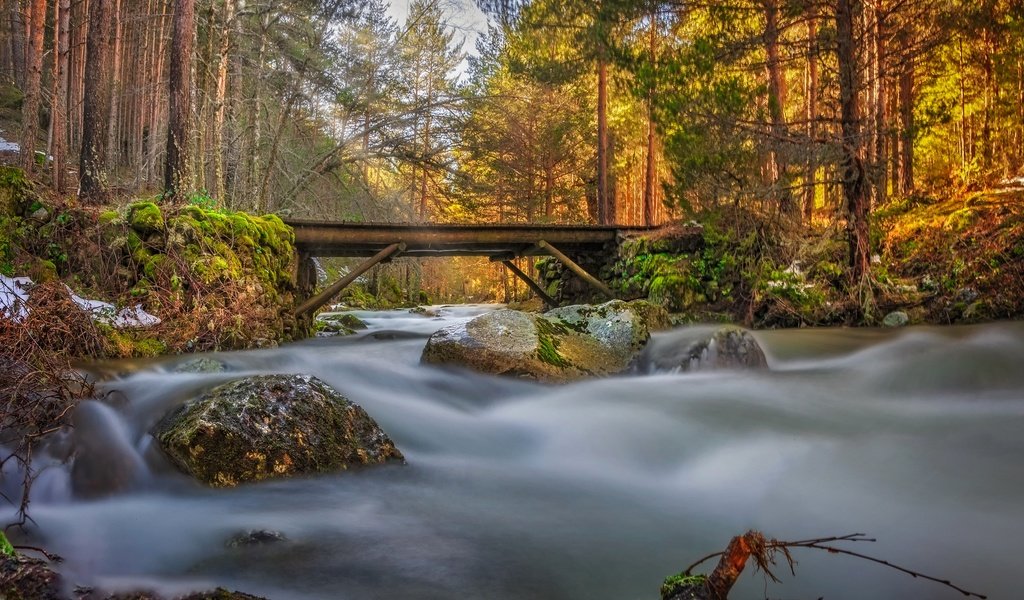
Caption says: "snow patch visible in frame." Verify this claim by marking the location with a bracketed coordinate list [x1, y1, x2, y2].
[0, 275, 160, 327]
[0, 275, 32, 320]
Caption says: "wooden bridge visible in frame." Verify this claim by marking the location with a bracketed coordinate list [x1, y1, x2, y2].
[285, 220, 697, 316]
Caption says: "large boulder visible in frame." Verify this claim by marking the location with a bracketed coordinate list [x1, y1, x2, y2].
[636, 325, 768, 373]
[154, 375, 403, 487]
[421, 301, 663, 383]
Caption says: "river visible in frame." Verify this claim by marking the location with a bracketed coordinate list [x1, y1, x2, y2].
[4, 305, 1022, 599]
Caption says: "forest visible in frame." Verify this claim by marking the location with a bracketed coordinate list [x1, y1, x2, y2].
[0, 1, 1023, 599]
[1, 0, 1021, 309]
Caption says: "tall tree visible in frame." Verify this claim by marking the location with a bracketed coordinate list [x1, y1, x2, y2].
[18, 0, 45, 173]
[165, 0, 196, 196]
[804, 5, 819, 221]
[80, 0, 115, 200]
[51, 0, 70, 191]
[836, 0, 871, 282]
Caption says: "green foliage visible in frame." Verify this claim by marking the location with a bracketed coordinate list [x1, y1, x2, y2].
[660, 572, 707, 599]
[0, 530, 15, 557]
[187, 190, 219, 212]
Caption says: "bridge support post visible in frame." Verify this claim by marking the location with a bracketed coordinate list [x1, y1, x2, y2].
[536, 240, 616, 300]
[294, 242, 406, 317]
[501, 260, 556, 308]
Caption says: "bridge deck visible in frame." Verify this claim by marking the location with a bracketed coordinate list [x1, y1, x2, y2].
[286, 220, 664, 258]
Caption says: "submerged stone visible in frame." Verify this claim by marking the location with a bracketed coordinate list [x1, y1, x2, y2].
[882, 310, 909, 328]
[637, 325, 768, 373]
[154, 374, 403, 487]
[173, 357, 229, 373]
[225, 530, 288, 548]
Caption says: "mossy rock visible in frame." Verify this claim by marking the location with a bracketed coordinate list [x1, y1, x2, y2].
[316, 312, 368, 336]
[154, 374, 404, 487]
[128, 201, 165, 234]
[422, 303, 656, 383]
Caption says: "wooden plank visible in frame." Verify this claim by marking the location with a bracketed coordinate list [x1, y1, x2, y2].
[289, 223, 626, 251]
[537, 239, 616, 300]
[502, 260, 556, 308]
[294, 242, 405, 316]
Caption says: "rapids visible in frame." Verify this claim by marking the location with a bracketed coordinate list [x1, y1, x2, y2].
[3, 305, 1022, 599]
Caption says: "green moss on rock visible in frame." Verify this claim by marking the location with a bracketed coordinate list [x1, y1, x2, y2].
[128, 201, 165, 234]
[154, 374, 404, 487]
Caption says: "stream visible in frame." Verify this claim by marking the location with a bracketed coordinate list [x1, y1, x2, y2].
[3, 305, 1023, 599]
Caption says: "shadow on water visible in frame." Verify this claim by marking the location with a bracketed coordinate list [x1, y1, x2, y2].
[4, 307, 1023, 600]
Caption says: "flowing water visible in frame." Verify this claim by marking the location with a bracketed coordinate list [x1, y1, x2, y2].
[4, 306, 1023, 600]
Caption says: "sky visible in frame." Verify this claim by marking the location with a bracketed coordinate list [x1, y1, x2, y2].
[386, 0, 490, 61]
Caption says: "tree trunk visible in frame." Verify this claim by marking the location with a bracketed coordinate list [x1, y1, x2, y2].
[596, 58, 609, 224]
[643, 4, 657, 226]
[836, 0, 870, 282]
[896, 30, 914, 195]
[51, 0, 69, 191]
[80, 0, 115, 200]
[871, 4, 887, 206]
[981, 28, 994, 174]
[763, 0, 793, 215]
[165, 0, 196, 196]
[105, 0, 123, 169]
[803, 10, 818, 223]
[213, 0, 234, 203]
[7, 0, 24, 87]
[18, 0, 45, 173]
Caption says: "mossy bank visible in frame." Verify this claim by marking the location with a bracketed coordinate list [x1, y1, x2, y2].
[1, 167, 300, 355]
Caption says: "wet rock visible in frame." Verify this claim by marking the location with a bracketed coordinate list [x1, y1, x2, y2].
[225, 530, 287, 548]
[154, 375, 404, 487]
[173, 357, 228, 374]
[882, 310, 909, 328]
[0, 554, 63, 600]
[29, 206, 50, 223]
[637, 325, 768, 373]
[0, 556, 268, 600]
[421, 301, 659, 383]
[316, 312, 367, 336]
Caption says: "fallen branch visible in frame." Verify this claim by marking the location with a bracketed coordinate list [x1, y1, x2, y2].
[661, 530, 986, 600]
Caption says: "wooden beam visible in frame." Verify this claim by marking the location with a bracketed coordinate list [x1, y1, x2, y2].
[294, 242, 405, 316]
[536, 239, 616, 299]
[502, 260, 556, 308]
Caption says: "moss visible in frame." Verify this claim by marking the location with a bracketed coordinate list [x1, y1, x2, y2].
[534, 318, 572, 368]
[143, 254, 167, 279]
[0, 81, 22, 109]
[0, 166, 31, 217]
[98, 210, 121, 226]
[130, 280, 149, 297]
[29, 258, 57, 282]
[660, 572, 707, 600]
[105, 329, 167, 358]
[128, 201, 164, 234]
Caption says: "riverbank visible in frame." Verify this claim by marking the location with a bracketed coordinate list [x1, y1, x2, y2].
[538, 186, 1024, 328]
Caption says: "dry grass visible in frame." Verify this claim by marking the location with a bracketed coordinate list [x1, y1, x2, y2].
[0, 280, 106, 526]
